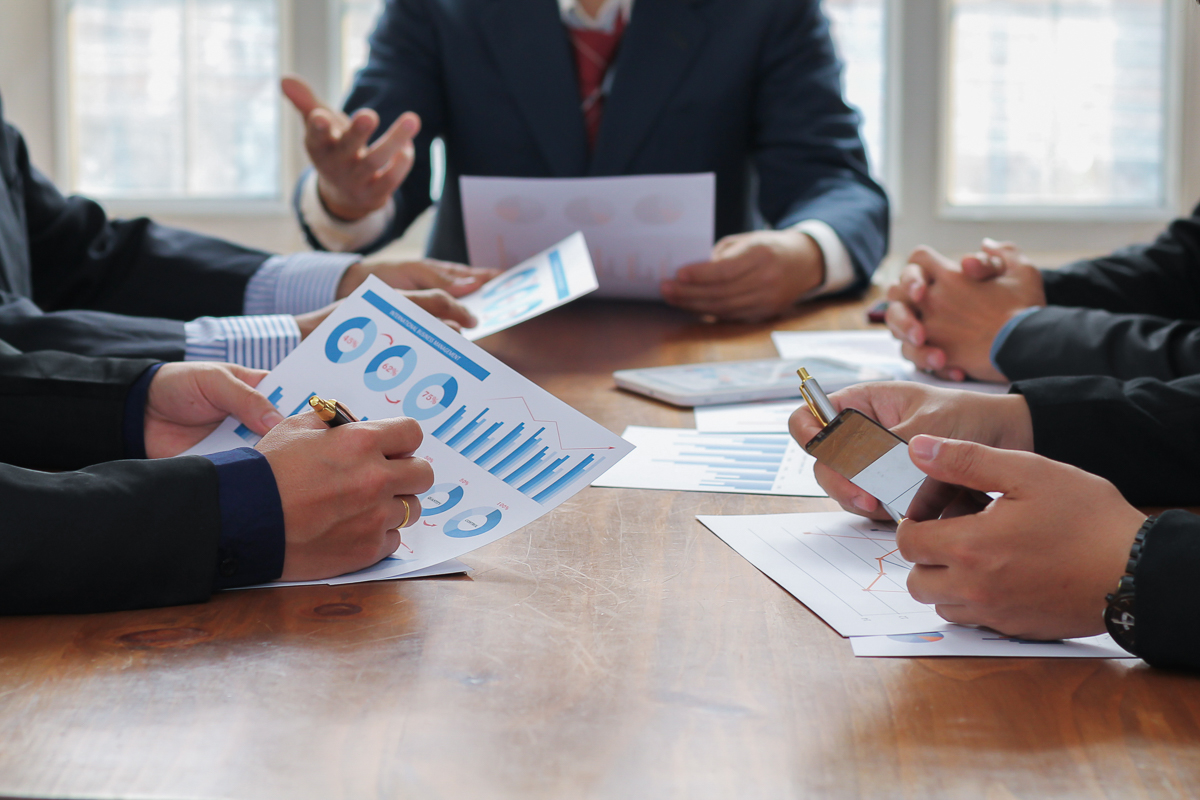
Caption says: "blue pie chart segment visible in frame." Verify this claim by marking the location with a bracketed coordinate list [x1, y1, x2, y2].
[402, 373, 459, 420]
[420, 483, 464, 515]
[444, 507, 503, 538]
[363, 345, 417, 392]
[325, 317, 378, 364]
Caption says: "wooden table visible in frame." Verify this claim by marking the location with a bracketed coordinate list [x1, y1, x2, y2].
[2, 296, 1199, 800]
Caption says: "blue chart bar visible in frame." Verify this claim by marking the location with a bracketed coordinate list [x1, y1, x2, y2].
[476, 423, 524, 468]
[657, 434, 789, 493]
[433, 402, 604, 505]
[446, 408, 489, 448]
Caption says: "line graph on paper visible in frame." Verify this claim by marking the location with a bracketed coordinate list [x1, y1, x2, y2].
[696, 511, 947, 637]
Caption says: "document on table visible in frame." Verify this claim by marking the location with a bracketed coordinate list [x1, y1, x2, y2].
[184, 274, 634, 586]
[698, 511, 1133, 656]
[460, 174, 714, 300]
[589, 426, 823, 497]
[850, 626, 1135, 659]
[235, 558, 470, 590]
[693, 399, 801, 434]
[772, 330, 1010, 394]
[459, 232, 598, 341]
[697, 511, 946, 636]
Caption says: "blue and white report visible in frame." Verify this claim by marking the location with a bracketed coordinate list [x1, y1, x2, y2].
[185, 274, 633, 585]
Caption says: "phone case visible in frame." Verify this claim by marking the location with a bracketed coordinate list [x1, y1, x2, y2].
[803, 409, 928, 522]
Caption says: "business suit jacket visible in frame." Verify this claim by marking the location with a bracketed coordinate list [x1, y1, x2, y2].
[0, 341, 222, 614]
[996, 203, 1200, 381]
[0, 95, 272, 361]
[303, 0, 889, 287]
[1015, 373, 1200, 670]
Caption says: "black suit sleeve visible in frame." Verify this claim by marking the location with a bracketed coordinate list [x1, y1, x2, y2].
[995, 306, 1200, 382]
[0, 344, 223, 614]
[1135, 510, 1200, 671]
[0, 104, 273, 360]
[1040, 202, 1200, 317]
[0, 457, 223, 615]
[1014, 374, 1200, 506]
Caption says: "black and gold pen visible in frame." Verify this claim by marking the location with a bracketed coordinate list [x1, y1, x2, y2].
[309, 396, 360, 428]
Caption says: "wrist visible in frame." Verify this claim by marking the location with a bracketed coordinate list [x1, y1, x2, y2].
[316, 179, 373, 223]
[786, 230, 826, 300]
[992, 393, 1035, 452]
[1104, 515, 1155, 654]
[335, 260, 369, 299]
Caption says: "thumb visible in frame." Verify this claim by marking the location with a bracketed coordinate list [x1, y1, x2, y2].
[281, 75, 328, 118]
[204, 366, 285, 436]
[961, 254, 1003, 281]
[907, 435, 1027, 495]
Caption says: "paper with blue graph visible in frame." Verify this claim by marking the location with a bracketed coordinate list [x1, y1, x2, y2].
[588, 426, 823, 496]
[183, 274, 633, 585]
[459, 232, 598, 341]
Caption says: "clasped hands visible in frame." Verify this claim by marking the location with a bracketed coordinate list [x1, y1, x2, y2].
[885, 239, 1047, 383]
[788, 383, 1144, 642]
[281, 74, 827, 323]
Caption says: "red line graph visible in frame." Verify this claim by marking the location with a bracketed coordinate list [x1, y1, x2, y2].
[487, 396, 616, 451]
[801, 531, 910, 594]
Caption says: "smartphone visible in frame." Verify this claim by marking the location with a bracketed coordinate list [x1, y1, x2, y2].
[613, 356, 890, 408]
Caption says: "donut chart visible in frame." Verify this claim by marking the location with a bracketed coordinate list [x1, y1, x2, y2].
[325, 317, 378, 364]
[402, 373, 459, 420]
[420, 483, 465, 515]
[363, 345, 417, 392]
[443, 507, 503, 538]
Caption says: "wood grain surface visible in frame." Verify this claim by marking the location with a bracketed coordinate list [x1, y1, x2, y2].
[2, 295, 1199, 800]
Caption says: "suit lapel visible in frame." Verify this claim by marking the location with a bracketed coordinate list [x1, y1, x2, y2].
[477, 0, 590, 176]
[590, 0, 708, 175]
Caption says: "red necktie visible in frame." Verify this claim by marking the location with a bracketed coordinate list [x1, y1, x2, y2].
[569, 14, 626, 150]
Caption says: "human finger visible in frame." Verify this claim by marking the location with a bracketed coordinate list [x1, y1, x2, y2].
[673, 248, 759, 285]
[961, 253, 1003, 281]
[899, 340, 947, 372]
[335, 108, 381, 158]
[885, 297, 926, 347]
[381, 455, 435, 498]
[907, 435, 1028, 495]
[896, 262, 930, 303]
[198, 365, 284, 434]
[402, 289, 478, 328]
[906, 245, 955, 279]
[363, 112, 420, 172]
[281, 75, 331, 119]
[348, 417, 425, 460]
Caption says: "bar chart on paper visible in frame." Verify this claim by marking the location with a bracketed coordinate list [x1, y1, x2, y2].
[432, 396, 613, 505]
[589, 426, 824, 496]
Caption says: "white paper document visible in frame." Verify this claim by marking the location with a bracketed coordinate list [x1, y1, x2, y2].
[460, 174, 715, 300]
[459, 232, 598, 341]
[772, 330, 1010, 394]
[236, 558, 470, 590]
[694, 399, 802, 434]
[696, 511, 947, 636]
[185, 275, 634, 584]
[589, 426, 823, 497]
[850, 626, 1136, 659]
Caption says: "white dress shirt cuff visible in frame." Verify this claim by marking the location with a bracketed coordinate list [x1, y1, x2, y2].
[244, 252, 359, 316]
[299, 171, 396, 253]
[184, 315, 302, 371]
[794, 219, 856, 298]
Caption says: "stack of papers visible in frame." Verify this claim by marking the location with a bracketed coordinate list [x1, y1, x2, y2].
[697, 511, 1135, 660]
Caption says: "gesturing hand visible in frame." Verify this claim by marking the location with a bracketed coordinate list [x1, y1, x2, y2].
[787, 382, 1034, 521]
[255, 413, 435, 581]
[282, 74, 420, 222]
[660, 229, 825, 321]
[144, 363, 284, 459]
[897, 435, 1145, 641]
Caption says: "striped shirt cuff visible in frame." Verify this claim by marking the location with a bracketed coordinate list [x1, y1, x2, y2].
[244, 252, 360, 316]
[184, 315, 302, 370]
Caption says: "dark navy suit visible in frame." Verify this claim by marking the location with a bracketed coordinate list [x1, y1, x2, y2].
[300, 0, 889, 289]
